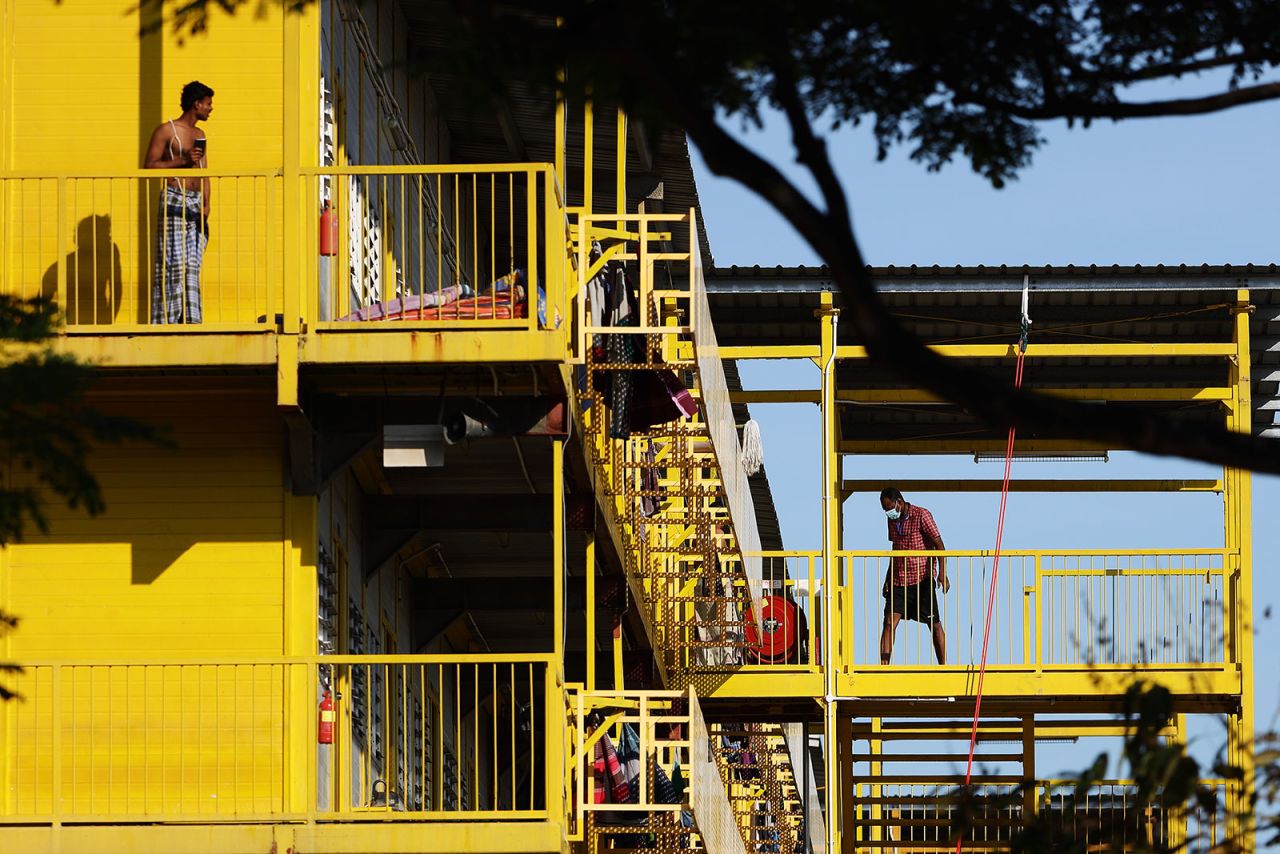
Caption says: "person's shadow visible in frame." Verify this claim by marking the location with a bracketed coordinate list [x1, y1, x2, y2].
[41, 214, 124, 325]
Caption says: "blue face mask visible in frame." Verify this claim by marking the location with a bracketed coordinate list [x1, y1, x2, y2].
[885, 507, 901, 521]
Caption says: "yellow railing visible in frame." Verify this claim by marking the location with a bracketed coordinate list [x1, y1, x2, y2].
[302, 164, 568, 333]
[0, 164, 572, 340]
[849, 778, 1230, 853]
[569, 689, 691, 829]
[577, 210, 783, 682]
[839, 549, 1230, 670]
[668, 551, 821, 673]
[573, 211, 697, 361]
[651, 547, 1236, 678]
[0, 171, 281, 328]
[0, 654, 561, 824]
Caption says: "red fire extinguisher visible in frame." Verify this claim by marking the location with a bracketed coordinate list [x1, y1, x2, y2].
[318, 689, 335, 744]
[319, 202, 338, 256]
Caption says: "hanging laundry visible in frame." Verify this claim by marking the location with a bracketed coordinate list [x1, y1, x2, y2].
[639, 442, 661, 518]
[587, 248, 696, 439]
[592, 731, 630, 807]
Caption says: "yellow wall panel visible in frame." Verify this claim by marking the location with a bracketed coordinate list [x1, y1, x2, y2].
[3, 1, 290, 325]
[8, 0, 284, 172]
[1, 391, 293, 817]
[3, 392, 285, 660]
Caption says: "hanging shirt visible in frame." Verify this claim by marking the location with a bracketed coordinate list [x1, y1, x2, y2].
[886, 503, 941, 586]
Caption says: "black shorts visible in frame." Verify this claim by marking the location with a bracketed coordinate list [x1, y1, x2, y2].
[884, 576, 941, 627]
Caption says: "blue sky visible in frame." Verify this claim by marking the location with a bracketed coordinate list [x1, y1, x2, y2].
[690, 95, 1280, 779]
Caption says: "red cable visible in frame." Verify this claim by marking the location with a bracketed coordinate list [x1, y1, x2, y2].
[956, 349, 1026, 853]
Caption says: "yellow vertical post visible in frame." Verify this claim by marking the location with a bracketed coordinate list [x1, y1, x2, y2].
[281, 2, 317, 335]
[543, 168, 562, 331]
[544, 662, 566, 836]
[527, 170, 539, 332]
[1229, 288, 1255, 851]
[818, 291, 842, 853]
[583, 99, 594, 214]
[838, 713, 856, 851]
[553, 438, 565, 667]
[281, 3, 319, 819]
[613, 618, 625, 691]
[615, 109, 627, 216]
[869, 716, 882, 845]
[1168, 713, 1188, 848]
[585, 533, 596, 691]
[55, 177, 68, 309]
[1021, 715, 1037, 824]
[554, 68, 566, 200]
[286, 494, 319, 815]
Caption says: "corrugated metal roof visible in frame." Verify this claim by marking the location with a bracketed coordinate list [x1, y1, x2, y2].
[707, 266, 1280, 442]
[404, 5, 711, 261]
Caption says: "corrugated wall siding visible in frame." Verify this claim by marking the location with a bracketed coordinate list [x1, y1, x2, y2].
[2, 390, 292, 817]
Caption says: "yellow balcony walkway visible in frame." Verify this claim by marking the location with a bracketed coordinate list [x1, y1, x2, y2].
[1, 164, 574, 371]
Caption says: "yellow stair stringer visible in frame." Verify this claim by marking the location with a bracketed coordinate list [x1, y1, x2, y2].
[710, 722, 806, 854]
[576, 209, 762, 685]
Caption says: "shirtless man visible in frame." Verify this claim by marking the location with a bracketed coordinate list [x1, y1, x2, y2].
[144, 81, 213, 323]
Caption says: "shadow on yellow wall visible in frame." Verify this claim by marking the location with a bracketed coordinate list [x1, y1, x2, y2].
[40, 215, 124, 325]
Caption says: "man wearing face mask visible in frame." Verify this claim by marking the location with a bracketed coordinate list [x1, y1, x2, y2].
[879, 487, 949, 664]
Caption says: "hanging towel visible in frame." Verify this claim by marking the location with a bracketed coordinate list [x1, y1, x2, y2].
[741, 419, 764, 475]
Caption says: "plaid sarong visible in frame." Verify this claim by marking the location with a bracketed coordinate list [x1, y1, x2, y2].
[152, 186, 206, 323]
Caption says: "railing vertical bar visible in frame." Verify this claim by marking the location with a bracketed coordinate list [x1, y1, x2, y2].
[528, 662, 536, 811]
[470, 174, 479, 315]
[399, 663, 407, 806]
[453, 663, 461, 811]
[473, 662, 480, 811]
[418, 664, 426, 809]
[398, 174, 407, 311]
[491, 664, 497, 810]
[430, 174, 440, 311]
[50, 665, 62, 828]
[509, 662, 517, 811]
[489, 174, 495, 291]
[415, 175, 425, 319]
[435, 663, 443, 812]
[526, 171, 537, 332]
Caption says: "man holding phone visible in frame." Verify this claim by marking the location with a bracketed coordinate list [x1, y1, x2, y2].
[144, 81, 213, 323]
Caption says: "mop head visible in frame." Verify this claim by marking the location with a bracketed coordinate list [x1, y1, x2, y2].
[741, 419, 764, 476]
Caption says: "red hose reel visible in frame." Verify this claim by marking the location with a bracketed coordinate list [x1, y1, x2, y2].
[743, 594, 806, 664]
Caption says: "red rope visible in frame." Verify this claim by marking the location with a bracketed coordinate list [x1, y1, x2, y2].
[956, 347, 1026, 853]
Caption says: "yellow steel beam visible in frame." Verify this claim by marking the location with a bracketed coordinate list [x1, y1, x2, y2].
[53, 333, 278, 367]
[1229, 288, 1256, 850]
[839, 438, 1109, 454]
[300, 329, 567, 364]
[843, 387, 1230, 403]
[296, 821, 566, 852]
[841, 479, 1224, 494]
[818, 293, 843, 854]
[848, 723, 1177, 740]
[5, 821, 569, 854]
[729, 389, 822, 404]
[583, 99, 593, 213]
[732, 387, 1231, 405]
[719, 345, 821, 360]
[585, 534, 595, 691]
[836, 342, 1236, 359]
[616, 108, 627, 216]
[553, 438, 565, 664]
[702, 670, 824, 700]
[835, 667, 1241, 700]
